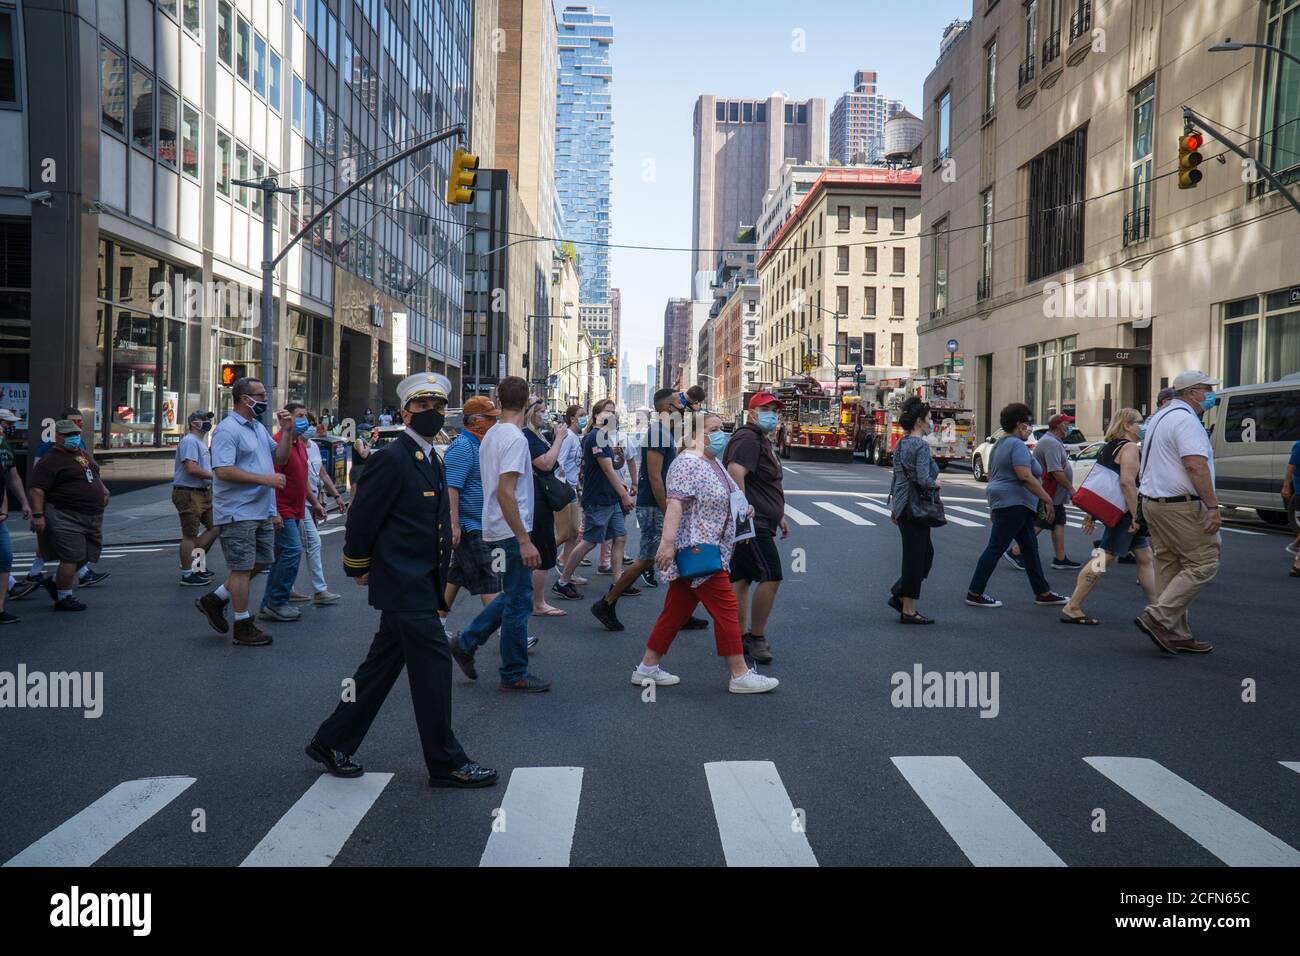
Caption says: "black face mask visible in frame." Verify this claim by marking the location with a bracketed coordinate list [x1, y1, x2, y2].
[409, 408, 445, 438]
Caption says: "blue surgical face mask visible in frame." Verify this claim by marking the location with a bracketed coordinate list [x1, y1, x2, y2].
[1137, 422, 1147, 441]
[578, 417, 588, 429]
[64, 435, 84, 450]
[706, 431, 729, 456]
[293, 417, 311, 435]
[1200, 392, 1217, 412]
[757, 410, 779, 433]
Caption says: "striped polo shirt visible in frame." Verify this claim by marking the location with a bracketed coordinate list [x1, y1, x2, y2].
[443, 429, 485, 532]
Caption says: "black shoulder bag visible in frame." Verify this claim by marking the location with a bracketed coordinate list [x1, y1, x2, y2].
[900, 438, 947, 528]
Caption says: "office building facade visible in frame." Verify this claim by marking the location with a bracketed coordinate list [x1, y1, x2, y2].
[830, 70, 904, 165]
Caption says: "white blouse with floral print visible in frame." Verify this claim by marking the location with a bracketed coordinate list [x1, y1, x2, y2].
[663, 451, 739, 588]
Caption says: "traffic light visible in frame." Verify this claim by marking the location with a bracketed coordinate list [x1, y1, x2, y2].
[1178, 130, 1204, 189]
[725, 356, 732, 369]
[219, 362, 246, 387]
[445, 147, 479, 205]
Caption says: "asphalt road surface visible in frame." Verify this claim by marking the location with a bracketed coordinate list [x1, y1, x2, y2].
[2, 459, 1297, 867]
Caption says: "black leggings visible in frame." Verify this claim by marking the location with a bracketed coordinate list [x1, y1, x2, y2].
[892, 519, 934, 601]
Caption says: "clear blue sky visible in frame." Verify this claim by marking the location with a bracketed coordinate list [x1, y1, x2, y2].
[594, 0, 972, 384]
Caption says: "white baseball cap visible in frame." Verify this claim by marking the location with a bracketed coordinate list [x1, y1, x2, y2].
[1170, 369, 1220, 391]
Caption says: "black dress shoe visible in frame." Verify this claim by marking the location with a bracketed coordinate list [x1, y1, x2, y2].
[887, 594, 904, 613]
[681, 616, 709, 630]
[305, 739, 364, 777]
[447, 632, 478, 680]
[429, 762, 498, 789]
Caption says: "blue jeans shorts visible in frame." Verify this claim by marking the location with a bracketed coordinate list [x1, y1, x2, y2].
[582, 502, 627, 545]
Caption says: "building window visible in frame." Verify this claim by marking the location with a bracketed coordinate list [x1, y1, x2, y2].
[1260, 0, 1300, 186]
[1223, 290, 1300, 385]
[891, 333, 904, 366]
[984, 38, 998, 121]
[1023, 335, 1077, 421]
[234, 142, 249, 206]
[269, 51, 282, 110]
[932, 216, 949, 315]
[250, 156, 264, 217]
[728, 101, 739, 122]
[217, 2, 233, 67]
[130, 64, 153, 154]
[892, 247, 906, 274]
[865, 206, 878, 231]
[892, 207, 906, 232]
[1027, 126, 1087, 281]
[1128, 77, 1155, 244]
[836, 246, 849, 272]
[236, 16, 251, 83]
[159, 0, 177, 22]
[292, 74, 303, 130]
[892, 288, 905, 318]
[100, 43, 126, 136]
[864, 286, 877, 316]
[978, 188, 994, 298]
[865, 246, 877, 273]
[183, 0, 200, 36]
[0, 6, 21, 106]
[863, 332, 876, 365]
[216, 129, 231, 195]
[158, 85, 179, 168]
[181, 101, 199, 179]
[252, 33, 266, 97]
[836, 286, 848, 314]
[743, 101, 753, 122]
[935, 89, 951, 162]
[837, 205, 850, 231]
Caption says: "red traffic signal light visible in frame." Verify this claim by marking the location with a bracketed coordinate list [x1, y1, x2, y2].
[1178, 131, 1204, 189]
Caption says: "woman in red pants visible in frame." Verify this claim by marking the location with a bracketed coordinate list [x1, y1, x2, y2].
[632, 412, 779, 694]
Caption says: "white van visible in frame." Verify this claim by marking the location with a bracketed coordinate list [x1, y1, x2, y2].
[1205, 373, 1300, 529]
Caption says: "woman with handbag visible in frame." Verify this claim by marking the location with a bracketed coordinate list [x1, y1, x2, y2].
[965, 403, 1070, 609]
[632, 412, 779, 694]
[888, 397, 943, 624]
[1060, 408, 1156, 624]
[525, 398, 571, 617]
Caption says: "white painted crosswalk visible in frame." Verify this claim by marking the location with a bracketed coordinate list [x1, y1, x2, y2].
[5, 757, 1296, 867]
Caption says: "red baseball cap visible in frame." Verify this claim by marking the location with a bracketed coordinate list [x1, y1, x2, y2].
[1048, 413, 1075, 428]
[748, 391, 781, 410]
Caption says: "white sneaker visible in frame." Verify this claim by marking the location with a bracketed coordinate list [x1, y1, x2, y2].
[729, 668, 779, 694]
[630, 665, 679, 686]
[1287, 542, 1299, 555]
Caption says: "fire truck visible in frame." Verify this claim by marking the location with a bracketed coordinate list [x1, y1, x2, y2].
[856, 374, 974, 470]
[772, 377, 857, 461]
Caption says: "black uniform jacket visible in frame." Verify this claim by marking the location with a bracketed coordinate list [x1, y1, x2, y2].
[342, 431, 452, 612]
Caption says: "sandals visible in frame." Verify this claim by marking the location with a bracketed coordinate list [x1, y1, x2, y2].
[900, 611, 934, 625]
[533, 606, 567, 617]
[1059, 612, 1100, 625]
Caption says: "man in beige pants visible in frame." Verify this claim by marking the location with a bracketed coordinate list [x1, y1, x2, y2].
[1133, 370, 1221, 654]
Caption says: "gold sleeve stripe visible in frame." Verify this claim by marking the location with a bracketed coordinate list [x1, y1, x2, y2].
[342, 555, 371, 567]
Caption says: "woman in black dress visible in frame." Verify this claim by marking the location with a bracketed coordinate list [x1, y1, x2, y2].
[525, 398, 570, 617]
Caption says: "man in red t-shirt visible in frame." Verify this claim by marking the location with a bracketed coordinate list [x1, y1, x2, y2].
[259, 401, 327, 622]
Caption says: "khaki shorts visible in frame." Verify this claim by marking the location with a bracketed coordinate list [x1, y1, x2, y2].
[39, 503, 104, 565]
[172, 486, 214, 539]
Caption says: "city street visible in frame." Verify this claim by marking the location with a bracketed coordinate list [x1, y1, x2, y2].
[2, 458, 1297, 868]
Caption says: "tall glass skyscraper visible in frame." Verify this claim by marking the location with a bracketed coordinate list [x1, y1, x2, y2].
[555, 4, 613, 305]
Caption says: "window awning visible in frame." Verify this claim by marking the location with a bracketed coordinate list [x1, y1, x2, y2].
[1072, 347, 1151, 367]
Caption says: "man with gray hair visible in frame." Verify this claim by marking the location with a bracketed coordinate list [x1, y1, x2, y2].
[1133, 370, 1221, 655]
[1155, 386, 1176, 410]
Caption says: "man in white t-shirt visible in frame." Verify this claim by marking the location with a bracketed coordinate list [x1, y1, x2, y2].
[449, 376, 550, 692]
[1133, 369, 1221, 655]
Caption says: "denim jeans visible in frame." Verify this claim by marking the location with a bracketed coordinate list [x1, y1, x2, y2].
[968, 506, 1051, 597]
[298, 513, 328, 594]
[457, 537, 533, 682]
[0, 520, 12, 574]
[262, 518, 303, 609]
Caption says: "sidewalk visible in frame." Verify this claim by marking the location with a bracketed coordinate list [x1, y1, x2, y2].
[10, 482, 182, 550]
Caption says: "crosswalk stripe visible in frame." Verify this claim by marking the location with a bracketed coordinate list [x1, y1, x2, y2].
[782, 466, 799, 474]
[1281, 761, 1300, 775]
[947, 505, 990, 519]
[1221, 526, 1265, 536]
[704, 761, 818, 867]
[855, 500, 895, 519]
[782, 504, 820, 526]
[892, 757, 1065, 867]
[812, 501, 874, 525]
[3, 776, 196, 867]
[319, 526, 345, 536]
[479, 767, 583, 867]
[1085, 757, 1300, 866]
[240, 772, 393, 867]
[942, 512, 984, 528]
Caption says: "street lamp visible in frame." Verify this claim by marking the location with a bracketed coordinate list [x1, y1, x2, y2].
[1208, 38, 1300, 69]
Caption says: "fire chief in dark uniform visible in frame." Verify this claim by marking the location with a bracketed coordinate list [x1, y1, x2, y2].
[305, 372, 497, 789]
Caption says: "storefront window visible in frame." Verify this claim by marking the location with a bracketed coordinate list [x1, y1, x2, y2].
[111, 310, 159, 446]
[1222, 291, 1300, 384]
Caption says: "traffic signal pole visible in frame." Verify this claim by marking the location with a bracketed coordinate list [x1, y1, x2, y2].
[235, 123, 467, 419]
[1182, 107, 1300, 218]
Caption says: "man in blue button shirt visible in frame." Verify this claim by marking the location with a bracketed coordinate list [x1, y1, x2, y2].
[195, 377, 293, 646]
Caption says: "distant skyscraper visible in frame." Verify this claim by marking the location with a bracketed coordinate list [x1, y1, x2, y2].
[830, 70, 904, 165]
[556, 4, 613, 305]
[692, 94, 825, 296]
[662, 298, 693, 390]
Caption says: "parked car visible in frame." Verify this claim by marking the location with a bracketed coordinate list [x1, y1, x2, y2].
[1204, 373, 1300, 529]
[1067, 441, 1107, 490]
[970, 424, 1089, 481]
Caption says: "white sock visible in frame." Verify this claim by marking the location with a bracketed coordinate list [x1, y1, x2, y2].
[77, 564, 91, 579]
[214, 585, 231, 601]
[7, 574, 15, 590]
[57, 589, 73, 600]
[234, 609, 251, 621]
[28, 558, 44, 576]
[636, 663, 657, 673]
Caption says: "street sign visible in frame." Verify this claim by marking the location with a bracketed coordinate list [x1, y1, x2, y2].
[854, 363, 863, 374]
[1289, 287, 1300, 306]
[947, 338, 959, 352]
